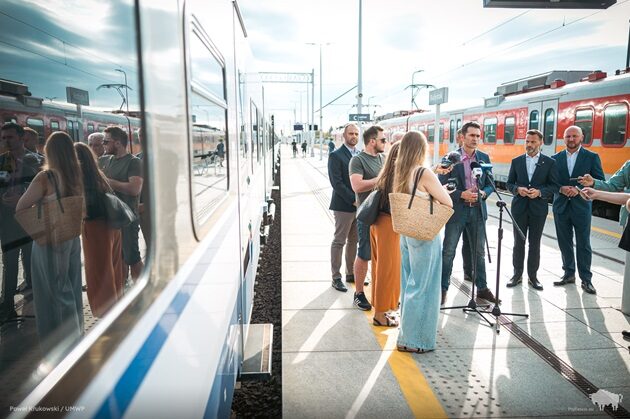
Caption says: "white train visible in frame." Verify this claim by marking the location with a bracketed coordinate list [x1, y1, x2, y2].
[1, 0, 275, 417]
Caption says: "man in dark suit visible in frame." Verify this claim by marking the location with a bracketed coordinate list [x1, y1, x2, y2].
[551, 125, 605, 294]
[506, 129, 559, 290]
[439, 121, 498, 305]
[327, 123, 360, 292]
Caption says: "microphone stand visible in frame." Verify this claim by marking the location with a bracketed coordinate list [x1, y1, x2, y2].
[477, 172, 529, 333]
[441, 173, 493, 328]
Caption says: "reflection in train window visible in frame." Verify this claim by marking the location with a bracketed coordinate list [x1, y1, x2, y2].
[504, 116, 515, 144]
[0, 0, 144, 407]
[603, 104, 628, 146]
[484, 117, 497, 143]
[543, 108, 555, 146]
[188, 20, 228, 227]
[449, 120, 455, 143]
[529, 110, 539, 130]
[574, 108, 593, 146]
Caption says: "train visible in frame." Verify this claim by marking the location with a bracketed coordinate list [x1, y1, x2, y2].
[334, 69, 630, 218]
[0, 0, 276, 417]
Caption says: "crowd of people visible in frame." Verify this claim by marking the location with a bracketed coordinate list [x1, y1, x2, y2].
[0, 122, 147, 353]
[328, 121, 630, 353]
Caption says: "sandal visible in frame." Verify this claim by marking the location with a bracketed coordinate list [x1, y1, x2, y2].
[373, 316, 399, 327]
[396, 345, 434, 354]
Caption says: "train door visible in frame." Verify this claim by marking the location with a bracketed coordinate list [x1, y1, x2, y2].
[528, 100, 558, 155]
[449, 113, 463, 151]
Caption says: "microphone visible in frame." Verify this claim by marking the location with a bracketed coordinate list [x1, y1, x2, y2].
[470, 161, 483, 179]
[440, 151, 462, 168]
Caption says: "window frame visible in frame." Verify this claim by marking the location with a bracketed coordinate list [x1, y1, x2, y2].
[602, 103, 628, 148]
[573, 107, 594, 146]
[503, 115, 515, 145]
[483, 117, 497, 144]
[529, 110, 539, 131]
[543, 108, 555, 146]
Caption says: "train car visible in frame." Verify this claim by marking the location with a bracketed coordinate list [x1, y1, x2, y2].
[0, 0, 276, 417]
[376, 70, 630, 185]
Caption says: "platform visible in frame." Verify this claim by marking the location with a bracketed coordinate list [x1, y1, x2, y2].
[281, 145, 629, 418]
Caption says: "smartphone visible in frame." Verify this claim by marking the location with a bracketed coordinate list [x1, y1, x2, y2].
[569, 177, 580, 181]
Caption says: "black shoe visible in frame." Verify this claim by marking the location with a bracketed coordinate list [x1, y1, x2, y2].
[528, 277, 543, 291]
[581, 281, 596, 295]
[463, 274, 472, 282]
[622, 330, 630, 340]
[506, 275, 522, 288]
[476, 288, 501, 304]
[332, 278, 347, 292]
[82, 284, 88, 292]
[15, 282, 32, 294]
[353, 292, 372, 311]
[554, 274, 575, 286]
[345, 275, 355, 283]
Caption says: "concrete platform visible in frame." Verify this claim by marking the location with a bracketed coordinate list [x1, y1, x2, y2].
[281, 146, 629, 418]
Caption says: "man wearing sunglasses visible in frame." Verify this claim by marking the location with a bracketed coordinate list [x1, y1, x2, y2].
[348, 125, 386, 310]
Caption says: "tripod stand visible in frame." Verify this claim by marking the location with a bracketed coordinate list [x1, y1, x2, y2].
[441, 174, 493, 328]
[477, 174, 529, 333]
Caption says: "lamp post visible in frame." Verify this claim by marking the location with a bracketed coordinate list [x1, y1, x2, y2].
[410, 69, 423, 110]
[115, 68, 129, 114]
[306, 42, 331, 160]
[357, 0, 363, 142]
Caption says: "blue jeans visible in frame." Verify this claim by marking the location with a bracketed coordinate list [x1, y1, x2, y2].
[441, 207, 488, 291]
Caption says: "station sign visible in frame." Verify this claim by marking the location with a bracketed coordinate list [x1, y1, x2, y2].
[293, 124, 303, 131]
[429, 87, 448, 105]
[348, 113, 371, 122]
[66, 87, 89, 106]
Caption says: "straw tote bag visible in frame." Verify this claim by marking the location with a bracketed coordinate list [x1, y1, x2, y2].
[389, 167, 454, 241]
[15, 171, 84, 246]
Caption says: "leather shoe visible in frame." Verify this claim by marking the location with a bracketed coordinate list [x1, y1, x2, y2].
[463, 274, 472, 282]
[553, 275, 575, 286]
[332, 278, 347, 292]
[528, 277, 543, 291]
[622, 330, 630, 340]
[506, 275, 522, 288]
[476, 288, 501, 304]
[581, 281, 596, 295]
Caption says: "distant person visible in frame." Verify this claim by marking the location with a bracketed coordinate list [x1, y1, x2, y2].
[349, 125, 386, 310]
[291, 140, 297, 158]
[16, 131, 84, 351]
[328, 138, 335, 155]
[88, 132, 105, 158]
[551, 126, 604, 294]
[100, 126, 144, 281]
[216, 138, 225, 167]
[301, 140, 307, 157]
[370, 141, 400, 326]
[328, 123, 360, 293]
[506, 129, 559, 290]
[0, 122, 42, 322]
[23, 127, 44, 163]
[75, 143, 124, 317]
[394, 131, 452, 353]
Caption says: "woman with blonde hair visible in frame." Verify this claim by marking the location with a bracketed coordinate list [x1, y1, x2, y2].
[393, 131, 452, 353]
[370, 142, 401, 326]
[16, 131, 84, 352]
[75, 142, 124, 317]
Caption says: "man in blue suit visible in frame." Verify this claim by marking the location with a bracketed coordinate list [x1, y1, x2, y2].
[551, 125, 605, 294]
[506, 129, 559, 290]
[439, 121, 498, 305]
[327, 123, 360, 292]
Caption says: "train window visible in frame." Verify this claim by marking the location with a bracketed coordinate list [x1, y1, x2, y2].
[529, 110, 539, 130]
[449, 120, 455, 143]
[97, 124, 107, 132]
[50, 120, 60, 131]
[67, 120, 75, 139]
[439, 123, 444, 142]
[504, 116, 515, 144]
[427, 124, 434, 142]
[251, 102, 260, 164]
[457, 119, 462, 130]
[574, 108, 594, 146]
[483, 117, 497, 143]
[188, 21, 228, 227]
[543, 108, 555, 145]
[26, 117, 44, 139]
[87, 123, 95, 134]
[602, 104, 628, 146]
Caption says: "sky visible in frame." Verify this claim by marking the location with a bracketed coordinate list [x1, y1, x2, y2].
[238, 0, 630, 136]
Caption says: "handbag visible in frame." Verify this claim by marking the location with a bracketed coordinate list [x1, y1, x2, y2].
[14, 171, 84, 246]
[103, 192, 136, 229]
[389, 167, 454, 241]
[356, 189, 382, 226]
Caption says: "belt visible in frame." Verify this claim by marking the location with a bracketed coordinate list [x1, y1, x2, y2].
[464, 202, 480, 207]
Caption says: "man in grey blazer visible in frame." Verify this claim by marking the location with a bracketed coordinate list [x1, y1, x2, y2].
[506, 129, 559, 290]
[327, 123, 360, 292]
[551, 126, 605, 294]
